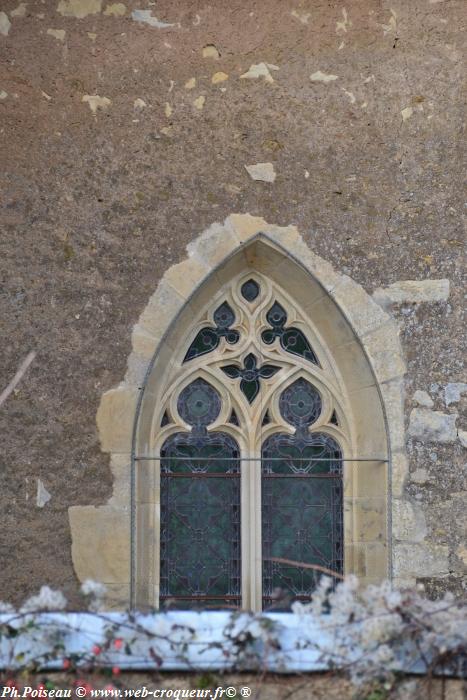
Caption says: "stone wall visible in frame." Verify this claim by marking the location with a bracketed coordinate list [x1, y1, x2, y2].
[0, 0, 465, 606]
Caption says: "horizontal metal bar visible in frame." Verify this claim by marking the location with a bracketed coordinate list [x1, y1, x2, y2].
[161, 472, 240, 478]
[161, 472, 340, 478]
[263, 473, 341, 478]
[135, 456, 388, 462]
[159, 595, 241, 601]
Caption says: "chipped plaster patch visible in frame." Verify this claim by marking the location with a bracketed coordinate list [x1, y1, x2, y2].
[133, 98, 146, 109]
[82, 94, 111, 114]
[36, 479, 52, 508]
[445, 383, 467, 406]
[245, 162, 276, 183]
[11, 3, 27, 17]
[336, 8, 351, 34]
[47, 28, 66, 41]
[342, 88, 356, 103]
[240, 63, 278, 83]
[131, 9, 177, 28]
[0, 12, 11, 36]
[87, 31, 96, 40]
[202, 44, 220, 59]
[164, 102, 172, 118]
[184, 77, 196, 89]
[0, 90, 7, 100]
[310, 70, 338, 83]
[212, 72, 228, 84]
[104, 2, 126, 16]
[382, 8, 397, 35]
[41, 91, 52, 100]
[57, 0, 102, 18]
[401, 106, 413, 121]
[193, 95, 205, 110]
[291, 9, 310, 25]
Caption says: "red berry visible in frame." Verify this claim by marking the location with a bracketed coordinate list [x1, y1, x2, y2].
[62, 659, 71, 670]
[112, 667, 120, 676]
[92, 645, 102, 655]
[113, 638, 123, 650]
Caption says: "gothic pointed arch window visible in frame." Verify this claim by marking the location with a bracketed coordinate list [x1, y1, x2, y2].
[138, 270, 352, 611]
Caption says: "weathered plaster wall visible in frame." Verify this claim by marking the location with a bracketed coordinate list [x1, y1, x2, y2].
[0, 0, 465, 606]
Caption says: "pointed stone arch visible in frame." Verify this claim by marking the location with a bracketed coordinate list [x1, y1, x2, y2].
[69, 214, 408, 609]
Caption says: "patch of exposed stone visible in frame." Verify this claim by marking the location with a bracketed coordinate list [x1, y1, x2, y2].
[408, 408, 458, 443]
[373, 279, 450, 308]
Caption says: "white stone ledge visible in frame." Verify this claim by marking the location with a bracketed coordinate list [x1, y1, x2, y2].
[373, 279, 450, 308]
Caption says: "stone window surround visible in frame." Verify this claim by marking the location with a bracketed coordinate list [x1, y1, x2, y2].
[69, 214, 408, 610]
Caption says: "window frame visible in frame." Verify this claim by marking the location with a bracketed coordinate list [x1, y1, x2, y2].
[137, 271, 352, 612]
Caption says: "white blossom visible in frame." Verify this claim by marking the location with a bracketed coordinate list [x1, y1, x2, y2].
[20, 586, 67, 612]
[0, 601, 15, 614]
[81, 579, 107, 598]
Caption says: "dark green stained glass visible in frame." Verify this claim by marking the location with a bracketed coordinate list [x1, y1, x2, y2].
[261, 301, 319, 366]
[184, 302, 239, 362]
[221, 353, 280, 404]
[262, 377, 343, 609]
[160, 378, 241, 609]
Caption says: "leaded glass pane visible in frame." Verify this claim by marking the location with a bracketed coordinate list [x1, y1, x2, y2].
[184, 301, 239, 362]
[160, 431, 241, 609]
[161, 378, 241, 608]
[261, 301, 319, 365]
[262, 407, 343, 609]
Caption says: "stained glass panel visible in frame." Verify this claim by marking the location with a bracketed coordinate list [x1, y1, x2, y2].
[261, 378, 343, 609]
[160, 379, 241, 609]
[262, 301, 319, 365]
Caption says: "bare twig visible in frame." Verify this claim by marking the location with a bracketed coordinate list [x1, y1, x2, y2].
[265, 557, 344, 580]
[0, 351, 36, 408]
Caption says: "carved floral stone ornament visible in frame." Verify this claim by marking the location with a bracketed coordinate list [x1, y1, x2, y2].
[69, 215, 408, 611]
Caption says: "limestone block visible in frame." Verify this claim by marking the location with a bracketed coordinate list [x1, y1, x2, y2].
[225, 213, 268, 242]
[284, 238, 344, 293]
[124, 352, 150, 388]
[332, 276, 391, 337]
[259, 223, 302, 250]
[392, 499, 427, 542]
[373, 279, 450, 307]
[108, 453, 131, 507]
[353, 498, 386, 542]
[408, 408, 458, 443]
[393, 542, 450, 578]
[365, 542, 389, 578]
[131, 324, 161, 360]
[392, 452, 410, 496]
[69, 505, 130, 584]
[379, 378, 406, 453]
[97, 386, 138, 453]
[103, 584, 130, 610]
[459, 430, 467, 448]
[138, 278, 185, 339]
[186, 221, 240, 268]
[361, 321, 406, 383]
[413, 390, 434, 407]
[162, 256, 211, 299]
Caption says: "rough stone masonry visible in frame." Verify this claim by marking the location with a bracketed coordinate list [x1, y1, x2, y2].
[0, 0, 465, 606]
